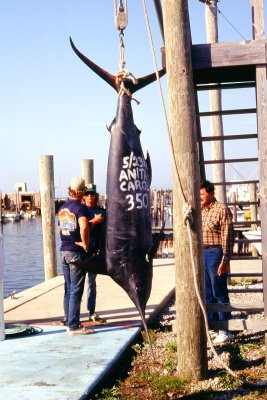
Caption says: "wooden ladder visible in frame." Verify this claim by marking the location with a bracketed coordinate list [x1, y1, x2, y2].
[193, 1, 267, 332]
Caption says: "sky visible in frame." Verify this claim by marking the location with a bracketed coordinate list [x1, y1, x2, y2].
[0, 0, 265, 197]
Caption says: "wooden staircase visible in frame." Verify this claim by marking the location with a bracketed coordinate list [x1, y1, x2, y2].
[192, 0, 267, 332]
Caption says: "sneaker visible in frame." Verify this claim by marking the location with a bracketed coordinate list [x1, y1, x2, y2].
[213, 332, 233, 344]
[69, 325, 95, 336]
[88, 313, 106, 323]
[208, 330, 218, 340]
[59, 318, 67, 326]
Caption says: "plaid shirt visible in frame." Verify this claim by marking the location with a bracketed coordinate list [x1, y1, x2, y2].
[201, 199, 234, 263]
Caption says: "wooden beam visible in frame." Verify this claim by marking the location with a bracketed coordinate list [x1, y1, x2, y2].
[196, 82, 255, 90]
[200, 133, 258, 141]
[207, 302, 264, 312]
[209, 319, 267, 331]
[199, 108, 256, 117]
[202, 157, 258, 164]
[192, 39, 267, 69]
[193, 65, 256, 84]
[161, 40, 267, 69]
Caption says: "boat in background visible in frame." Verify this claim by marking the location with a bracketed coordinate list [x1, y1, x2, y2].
[2, 212, 21, 223]
[20, 210, 37, 220]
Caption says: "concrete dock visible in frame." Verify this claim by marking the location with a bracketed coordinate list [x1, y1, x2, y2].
[2, 258, 262, 399]
[2, 258, 175, 400]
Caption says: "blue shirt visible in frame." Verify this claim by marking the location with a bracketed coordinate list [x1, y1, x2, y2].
[58, 199, 90, 252]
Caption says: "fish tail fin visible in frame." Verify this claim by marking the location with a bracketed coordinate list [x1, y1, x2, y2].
[70, 37, 118, 92]
[70, 37, 166, 95]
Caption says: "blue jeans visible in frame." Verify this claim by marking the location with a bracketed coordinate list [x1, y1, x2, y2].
[61, 251, 86, 331]
[87, 272, 97, 314]
[204, 247, 230, 322]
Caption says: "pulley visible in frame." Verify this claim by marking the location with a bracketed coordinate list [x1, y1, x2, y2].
[114, 0, 128, 31]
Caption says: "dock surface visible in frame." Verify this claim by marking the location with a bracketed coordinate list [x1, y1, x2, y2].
[2, 258, 262, 399]
[2, 258, 175, 400]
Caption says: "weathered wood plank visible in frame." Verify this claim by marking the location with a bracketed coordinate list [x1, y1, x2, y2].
[228, 288, 263, 293]
[209, 319, 267, 331]
[191, 40, 267, 69]
[228, 272, 262, 277]
[200, 133, 258, 141]
[207, 302, 264, 312]
[196, 82, 256, 90]
[199, 108, 256, 117]
[202, 157, 258, 165]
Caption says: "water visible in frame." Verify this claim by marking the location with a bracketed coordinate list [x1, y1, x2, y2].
[2, 213, 173, 299]
[2, 216, 62, 298]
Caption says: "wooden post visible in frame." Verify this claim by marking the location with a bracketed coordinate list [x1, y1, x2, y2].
[81, 159, 94, 185]
[251, 0, 267, 366]
[39, 155, 57, 280]
[0, 231, 5, 341]
[205, 0, 226, 203]
[0, 192, 2, 223]
[162, 0, 207, 379]
[230, 191, 237, 223]
[249, 182, 257, 228]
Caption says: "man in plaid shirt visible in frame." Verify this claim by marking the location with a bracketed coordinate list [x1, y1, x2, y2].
[200, 180, 234, 344]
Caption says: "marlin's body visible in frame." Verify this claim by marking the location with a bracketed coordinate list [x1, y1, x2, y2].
[70, 37, 165, 339]
[106, 92, 153, 313]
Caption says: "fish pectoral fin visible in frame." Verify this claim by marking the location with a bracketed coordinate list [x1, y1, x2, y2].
[146, 152, 152, 185]
[73, 255, 108, 275]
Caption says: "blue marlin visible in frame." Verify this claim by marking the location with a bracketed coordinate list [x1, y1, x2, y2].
[70, 37, 165, 354]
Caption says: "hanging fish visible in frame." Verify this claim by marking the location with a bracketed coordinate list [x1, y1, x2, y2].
[70, 37, 165, 356]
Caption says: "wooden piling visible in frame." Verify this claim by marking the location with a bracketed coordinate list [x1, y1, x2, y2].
[162, 0, 207, 380]
[205, 0, 226, 203]
[0, 232, 5, 341]
[251, 0, 267, 366]
[39, 155, 57, 280]
[0, 192, 2, 223]
[81, 159, 94, 185]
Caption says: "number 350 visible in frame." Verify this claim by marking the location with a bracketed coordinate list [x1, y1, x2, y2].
[126, 193, 148, 211]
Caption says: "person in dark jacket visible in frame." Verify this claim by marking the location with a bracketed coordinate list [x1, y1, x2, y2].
[58, 177, 94, 335]
[83, 184, 106, 323]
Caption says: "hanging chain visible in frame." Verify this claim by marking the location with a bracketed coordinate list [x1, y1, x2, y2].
[113, 0, 138, 99]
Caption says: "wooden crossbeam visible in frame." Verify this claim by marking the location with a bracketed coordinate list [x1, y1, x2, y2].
[191, 40, 267, 69]
[200, 133, 258, 141]
[207, 302, 263, 312]
[209, 319, 267, 331]
[228, 288, 262, 293]
[199, 108, 256, 117]
[201, 157, 258, 164]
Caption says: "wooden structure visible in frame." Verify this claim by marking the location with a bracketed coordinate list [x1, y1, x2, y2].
[191, 0, 267, 334]
[163, 0, 208, 379]
[158, 0, 267, 367]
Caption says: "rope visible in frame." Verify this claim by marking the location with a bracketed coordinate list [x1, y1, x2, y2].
[198, 0, 247, 41]
[140, 0, 189, 212]
[141, 0, 267, 388]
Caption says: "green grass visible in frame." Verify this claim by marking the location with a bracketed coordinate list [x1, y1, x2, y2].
[94, 385, 122, 400]
[135, 370, 186, 399]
